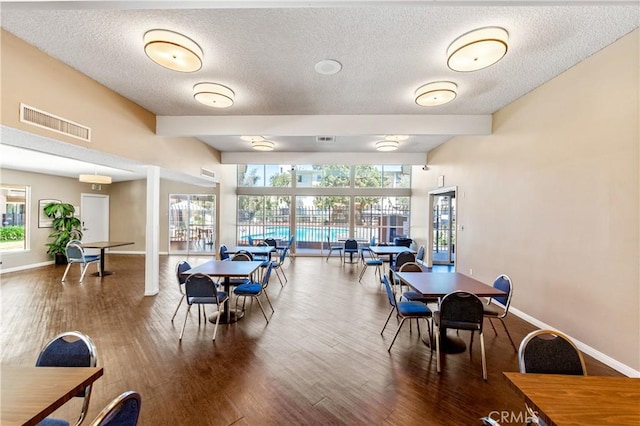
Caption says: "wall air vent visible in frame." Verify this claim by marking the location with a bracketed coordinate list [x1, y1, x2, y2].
[316, 136, 335, 143]
[200, 167, 217, 181]
[20, 103, 91, 142]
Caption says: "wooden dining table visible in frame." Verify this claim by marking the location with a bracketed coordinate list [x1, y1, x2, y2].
[370, 245, 416, 270]
[183, 260, 263, 324]
[81, 241, 134, 276]
[504, 372, 640, 426]
[1, 365, 104, 426]
[395, 271, 506, 352]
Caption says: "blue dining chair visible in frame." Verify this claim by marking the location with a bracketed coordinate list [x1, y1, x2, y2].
[89, 390, 141, 426]
[233, 264, 274, 323]
[180, 273, 229, 341]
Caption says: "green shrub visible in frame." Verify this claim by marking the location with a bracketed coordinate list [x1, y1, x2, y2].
[0, 226, 25, 241]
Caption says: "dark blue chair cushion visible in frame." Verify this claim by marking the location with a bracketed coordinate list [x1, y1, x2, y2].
[84, 255, 100, 262]
[397, 301, 432, 317]
[188, 291, 227, 305]
[365, 259, 382, 266]
[234, 283, 262, 295]
[36, 418, 69, 426]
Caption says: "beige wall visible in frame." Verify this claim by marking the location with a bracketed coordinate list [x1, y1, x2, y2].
[0, 29, 222, 181]
[412, 30, 639, 371]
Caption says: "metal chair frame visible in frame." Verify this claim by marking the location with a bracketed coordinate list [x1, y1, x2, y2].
[180, 273, 229, 341]
[170, 260, 191, 322]
[325, 235, 344, 262]
[483, 274, 517, 352]
[358, 249, 382, 282]
[62, 241, 101, 282]
[89, 391, 141, 426]
[234, 264, 274, 323]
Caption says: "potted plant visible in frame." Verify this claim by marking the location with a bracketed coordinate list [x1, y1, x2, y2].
[43, 201, 82, 265]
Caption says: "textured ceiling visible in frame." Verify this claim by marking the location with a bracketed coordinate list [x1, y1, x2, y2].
[1, 1, 638, 157]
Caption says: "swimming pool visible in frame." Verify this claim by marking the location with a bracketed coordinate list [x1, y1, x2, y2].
[244, 226, 349, 242]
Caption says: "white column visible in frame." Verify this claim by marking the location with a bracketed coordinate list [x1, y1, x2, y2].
[145, 166, 160, 296]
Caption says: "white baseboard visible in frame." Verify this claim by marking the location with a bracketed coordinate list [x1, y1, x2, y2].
[510, 306, 640, 378]
[0, 260, 54, 274]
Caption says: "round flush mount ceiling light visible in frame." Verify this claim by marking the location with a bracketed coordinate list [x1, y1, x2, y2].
[415, 81, 458, 107]
[143, 29, 203, 73]
[375, 140, 399, 152]
[251, 140, 275, 151]
[193, 83, 235, 108]
[314, 59, 342, 75]
[447, 26, 509, 72]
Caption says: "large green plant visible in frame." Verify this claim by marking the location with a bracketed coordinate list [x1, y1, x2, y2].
[43, 202, 82, 256]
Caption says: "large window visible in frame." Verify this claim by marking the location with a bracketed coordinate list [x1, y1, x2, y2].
[169, 194, 216, 254]
[238, 195, 292, 244]
[0, 185, 28, 252]
[236, 164, 411, 254]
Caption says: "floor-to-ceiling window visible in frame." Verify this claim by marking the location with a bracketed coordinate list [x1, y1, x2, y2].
[236, 164, 411, 255]
[169, 194, 216, 254]
[0, 185, 28, 253]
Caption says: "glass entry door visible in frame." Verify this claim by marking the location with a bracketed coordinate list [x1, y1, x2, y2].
[169, 194, 216, 254]
[432, 192, 456, 265]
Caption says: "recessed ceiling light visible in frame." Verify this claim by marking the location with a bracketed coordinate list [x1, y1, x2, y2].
[376, 140, 399, 152]
[415, 81, 458, 107]
[193, 83, 234, 108]
[143, 29, 203, 73]
[314, 59, 342, 75]
[447, 27, 509, 72]
[252, 140, 275, 151]
[241, 136, 265, 142]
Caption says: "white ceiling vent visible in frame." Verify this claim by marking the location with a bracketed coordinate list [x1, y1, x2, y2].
[200, 167, 218, 181]
[20, 103, 91, 142]
[316, 136, 335, 143]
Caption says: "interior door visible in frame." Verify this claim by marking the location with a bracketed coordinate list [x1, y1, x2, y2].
[81, 194, 109, 255]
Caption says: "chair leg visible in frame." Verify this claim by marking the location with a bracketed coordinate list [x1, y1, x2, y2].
[79, 263, 89, 282]
[171, 295, 185, 321]
[424, 318, 433, 350]
[436, 324, 441, 373]
[179, 305, 192, 340]
[61, 262, 72, 282]
[274, 268, 284, 287]
[499, 318, 517, 353]
[381, 307, 396, 334]
[255, 297, 269, 323]
[388, 318, 407, 352]
[263, 291, 275, 312]
[358, 264, 367, 281]
[279, 268, 288, 283]
[480, 331, 487, 380]
[488, 317, 499, 335]
[212, 305, 222, 341]
[469, 330, 475, 354]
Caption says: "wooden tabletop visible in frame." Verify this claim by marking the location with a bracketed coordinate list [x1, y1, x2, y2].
[370, 246, 416, 255]
[395, 271, 506, 298]
[1, 366, 104, 426]
[504, 372, 640, 426]
[184, 260, 263, 277]
[80, 241, 134, 249]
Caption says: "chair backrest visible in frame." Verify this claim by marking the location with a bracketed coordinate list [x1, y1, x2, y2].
[278, 247, 289, 263]
[399, 262, 423, 272]
[184, 273, 219, 303]
[66, 241, 86, 262]
[518, 329, 586, 375]
[393, 237, 412, 247]
[90, 390, 141, 426]
[416, 245, 425, 262]
[491, 274, 513, 308]
[247, 236, 255, 246]
[233, 251, 253, 261]
[175, 260, 192, 285]
[344, 239, 358, 250]
[369, 235, 377, 247]
[394, 251, 416, 270]
[262, 264, 273, 287]
[264, 238, 277, 247]
[438, 291, 484, 332]
[381, 274, 397, 309]
[219, 244, 229, 260]
[288, 235, 295, 247]
[36, 331, 98, 425]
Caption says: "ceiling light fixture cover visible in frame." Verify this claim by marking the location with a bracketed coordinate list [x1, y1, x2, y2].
[376, 140, 399, 152]
[252, 140, 275, 151]
[143, 29, 203, 73]
[240, 136, 265, 142]
[447, 26, 509, 72]
[415, 81, 458, 107]
[193, 83, 235, 108]
[79, 173, 112, 184]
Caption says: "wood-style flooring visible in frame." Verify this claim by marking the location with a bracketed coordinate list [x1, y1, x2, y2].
[0, 255, 621, 425]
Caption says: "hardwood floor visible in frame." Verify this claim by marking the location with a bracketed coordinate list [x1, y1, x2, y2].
[1, 255, 620, 425]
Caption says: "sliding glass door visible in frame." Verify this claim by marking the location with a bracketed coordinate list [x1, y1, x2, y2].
[169, 194, 216, 254]
[432, 192, 456, 265]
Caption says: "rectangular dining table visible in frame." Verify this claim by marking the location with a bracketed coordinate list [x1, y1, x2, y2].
[370, 245, 416, 269]
[395, 271, 506, 352]
[81, 241, 134, 276]
[1, 366, 104, 426]
[183, 260, 263, 324]
[504, 372, 640, 426]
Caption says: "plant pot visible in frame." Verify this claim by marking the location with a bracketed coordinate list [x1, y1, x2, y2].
[54, 253, 68, 265]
